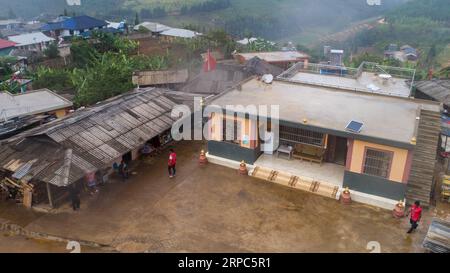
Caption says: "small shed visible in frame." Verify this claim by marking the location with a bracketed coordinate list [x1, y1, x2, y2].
[132, 69, 189, 86]
[0, 88, 183, 208]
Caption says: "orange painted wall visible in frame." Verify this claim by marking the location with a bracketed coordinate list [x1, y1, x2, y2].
[53, 108, 68, 118]
[349, 140, 409, 183]
[209, 114, 258, 149]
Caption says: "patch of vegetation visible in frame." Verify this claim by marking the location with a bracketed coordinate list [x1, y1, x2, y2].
[43, 42, 59, 59]
[341, 0, 450, 77]
[32, 67, 74, 92]
[33, 33, 169, 106]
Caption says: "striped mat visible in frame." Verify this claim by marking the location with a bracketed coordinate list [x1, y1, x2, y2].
[251, 166, 340, 199]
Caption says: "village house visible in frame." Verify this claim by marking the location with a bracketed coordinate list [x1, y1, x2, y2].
[0, 88, 194, 209]
[133, 21, 171, 36]
[41, 15, 108, 39]
[205, 61, 441, 209]
[160, 28, 201, 42]
[234, 51, 310, 69]
[414, 79, 450, 153]
[7, 32, 55, 52]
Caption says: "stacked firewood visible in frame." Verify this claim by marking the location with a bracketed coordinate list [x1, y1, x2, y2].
[0, 177, 34, 207]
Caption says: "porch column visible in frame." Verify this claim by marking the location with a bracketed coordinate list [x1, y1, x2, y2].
[46, 182, 54, 208]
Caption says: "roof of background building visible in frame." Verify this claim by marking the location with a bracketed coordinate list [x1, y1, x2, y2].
[7, 32, 55, 46]
[0, 89, 72, 120]
[278, 62, 416, 98]
[0, 89, 190, 187]
[0, 39, 16, 50]
[133, 22, 171, 33]
[415, 80, 450, 106]
[210, 78, 440, 146]
[41, 15, 107, 32]
[236, 51, 310, 63]
[0, 19, 22, 26]
[160, 28, 200, 38]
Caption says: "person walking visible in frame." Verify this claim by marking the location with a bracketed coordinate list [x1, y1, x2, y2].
[168, 149, 177, 178]
[119, 160, 129, 182]
[406, 200, 423, 234]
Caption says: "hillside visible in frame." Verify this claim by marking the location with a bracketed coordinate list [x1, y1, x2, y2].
[345, 0, 450, 71]
[1, 0, 407, 43]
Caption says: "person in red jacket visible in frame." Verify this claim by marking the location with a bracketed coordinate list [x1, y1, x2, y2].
[168, 149, 177, 178]
[406, 200, 423, 234]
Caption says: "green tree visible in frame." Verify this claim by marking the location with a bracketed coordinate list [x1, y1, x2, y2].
[32, 67, 74, 92]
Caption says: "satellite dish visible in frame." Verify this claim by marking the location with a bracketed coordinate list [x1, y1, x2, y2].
[261, 74, 274, 84]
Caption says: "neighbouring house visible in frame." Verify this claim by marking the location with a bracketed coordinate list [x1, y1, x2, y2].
[41, 15, 108, 39]
[7, 32, 55, 52]
[133, 21, 171, 36]
[160, 28, 201, 41]
[385, 44, 419, 62]
[234, 51, 310, 69]
[0, 89, 72, 121]
[0, 19, 23, 31]
[106, 20, 127, 31]
[132, 69, 189, 87]
[205, 62, 441, 209]
[236, 37, 258, 45]
[180, 63, 251, 95]
[414, 79, 450, 153]
[415, 80, 450, 110]
[401, 45, 419, 61]
[0, 88, 194, 208]
[0, 39, 16, 56]
[0, 89, 73, 139]
[180, 57, 283, 96]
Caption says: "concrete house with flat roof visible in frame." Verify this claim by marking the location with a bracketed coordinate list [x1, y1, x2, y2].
[205, 62, 441, 209]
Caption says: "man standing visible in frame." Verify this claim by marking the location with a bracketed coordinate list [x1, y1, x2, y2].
[406, 200, 423, 234]
[168, 149, 177, 178]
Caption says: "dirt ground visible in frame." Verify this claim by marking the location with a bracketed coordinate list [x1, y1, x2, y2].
[0, 141, 447, 253]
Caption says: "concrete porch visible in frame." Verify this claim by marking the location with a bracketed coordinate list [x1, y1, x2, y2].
[254, 153, 345, 187]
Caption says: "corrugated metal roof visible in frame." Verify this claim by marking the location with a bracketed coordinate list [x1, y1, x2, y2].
[415, 80, 450, 106]
[160, 28, 200, 38]
[0, 88, 184, 187]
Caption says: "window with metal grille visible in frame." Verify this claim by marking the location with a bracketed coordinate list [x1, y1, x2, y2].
[279, 125, 325, 146]
[363, 148, 393, 179]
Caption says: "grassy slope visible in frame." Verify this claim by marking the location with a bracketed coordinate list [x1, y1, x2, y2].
[158, 0, 407, 43]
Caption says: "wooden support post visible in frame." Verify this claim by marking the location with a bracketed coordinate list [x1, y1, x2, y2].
[46, 183, 54, 208]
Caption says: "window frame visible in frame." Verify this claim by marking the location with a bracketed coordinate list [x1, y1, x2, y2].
[362, 147, 394, 179]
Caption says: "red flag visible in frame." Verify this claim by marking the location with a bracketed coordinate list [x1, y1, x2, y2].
[203, 50, 217, 72]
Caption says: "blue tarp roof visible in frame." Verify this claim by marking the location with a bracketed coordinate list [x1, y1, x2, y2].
[42, 15, 107, 31]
